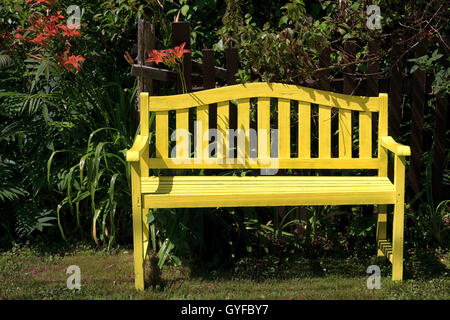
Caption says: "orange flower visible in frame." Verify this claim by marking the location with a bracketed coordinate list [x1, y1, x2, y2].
[58, 24, 81, 38]
[145, 49, 168, 64]
[145, 42, 190, 65]
[29, 33, 48, 46]
[169, 42, 190, 59]
[55, 49, 85, 73]
[26, 0, 57, 6]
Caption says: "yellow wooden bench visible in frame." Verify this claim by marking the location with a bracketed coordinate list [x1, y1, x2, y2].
[126, 82, 410, 290]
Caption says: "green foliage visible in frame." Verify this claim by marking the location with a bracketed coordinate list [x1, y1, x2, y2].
[409, 50, 450, 95]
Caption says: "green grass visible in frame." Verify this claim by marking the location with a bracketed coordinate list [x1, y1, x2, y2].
[0, 244, 448, 300]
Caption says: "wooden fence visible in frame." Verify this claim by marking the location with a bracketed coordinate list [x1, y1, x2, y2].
[131, 20, 448, 208]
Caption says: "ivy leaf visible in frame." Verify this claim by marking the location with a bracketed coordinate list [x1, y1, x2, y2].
[181, 5, 189, 16]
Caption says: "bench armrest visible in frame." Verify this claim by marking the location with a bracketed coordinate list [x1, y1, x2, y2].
[380, 136, 411, 156]
[126, 135, 149, 162]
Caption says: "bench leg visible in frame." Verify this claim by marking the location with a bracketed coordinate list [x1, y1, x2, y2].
[131, 162, 144, 290]
[392, 200, 404, 281]
[142, 208, 150, 262]
[392, 156, 406, 281]
[132, 199, 145, 290]
[376, 205, 387, 258]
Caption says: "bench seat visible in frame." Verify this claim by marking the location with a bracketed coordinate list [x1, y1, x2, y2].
[141, 176, 395, 208]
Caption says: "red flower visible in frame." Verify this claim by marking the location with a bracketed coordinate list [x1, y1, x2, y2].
[26, 0, 57, 5]
[55, 49, 85, 73]
[145, 49, 168, 65]
[30, 33, 48, 46]
[145, 42, 190, 65]
[47, 11, 64, 24]
[170, 42, 190, 59]
[44, 22, 58, 38]
[58, 24, 81, 38]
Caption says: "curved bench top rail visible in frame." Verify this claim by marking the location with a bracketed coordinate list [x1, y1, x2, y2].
[148, 82, 386, 112]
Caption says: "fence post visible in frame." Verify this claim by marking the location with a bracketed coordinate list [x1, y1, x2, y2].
[432, 95, 448, 205]
[136, 19, 155, 131]
[202, 49, 216, 89]
[226, 45, 239, 85]
[431, 37, 449, 205]
[318, 43, 331, 91]
[408, 38, 427, 198]
[343, 40, 356, 95]
[172, 21, 192, 93]
[226, 45, 239, 159]
[388, 38, 404, 140]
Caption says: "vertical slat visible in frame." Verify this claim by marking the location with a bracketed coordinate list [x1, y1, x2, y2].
[176, 109, 189, 158]
[217, 101, 229, 161]
[298, 101, 311, 159]
[237, 98, 250, 163]
[155, 111, 168, 158]
[257, 97, 271, 159]
[196, 105, 209, 160]
[338, 109, 352, 158]
[359, 112, 372, 158]
[278, 99, 290, 158]
[318, 105, 331, 158]
[378, 93, 389, 176]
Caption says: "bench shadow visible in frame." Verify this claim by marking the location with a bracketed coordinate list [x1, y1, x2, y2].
[183, 249, 449, 282]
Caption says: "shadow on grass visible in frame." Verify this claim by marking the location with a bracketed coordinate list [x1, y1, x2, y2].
[404, 249, 449, 280]
[184, 248, 448, 283]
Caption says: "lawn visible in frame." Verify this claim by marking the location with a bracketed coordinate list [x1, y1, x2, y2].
[1, 244, 448, 300]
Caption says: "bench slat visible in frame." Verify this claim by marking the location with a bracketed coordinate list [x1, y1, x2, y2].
[359, 111, 372, 158]
[319, 105, 331, 158]
[237, 98, 250, 163]
[196, 105, 209, 159]
[155, 111, 168, 158]
[217, 101, 229, 160]
[176, 109, 189, 158]
[148, 83, 382, 112]
[339, 109, 352, 158]
[141, 176, 395, 207]
[144, 157, 382, 169]
[278, 98, 290, 158]
[298, 101, 311, 159]
[257, 97, 271, 158]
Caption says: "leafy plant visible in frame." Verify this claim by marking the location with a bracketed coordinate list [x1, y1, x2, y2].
[409, 49, 450, 95]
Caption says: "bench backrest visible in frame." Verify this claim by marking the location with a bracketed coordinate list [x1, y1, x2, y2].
[139, 82, 388, 173]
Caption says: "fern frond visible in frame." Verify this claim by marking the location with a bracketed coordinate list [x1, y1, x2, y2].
[0, 55, 14, 69]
